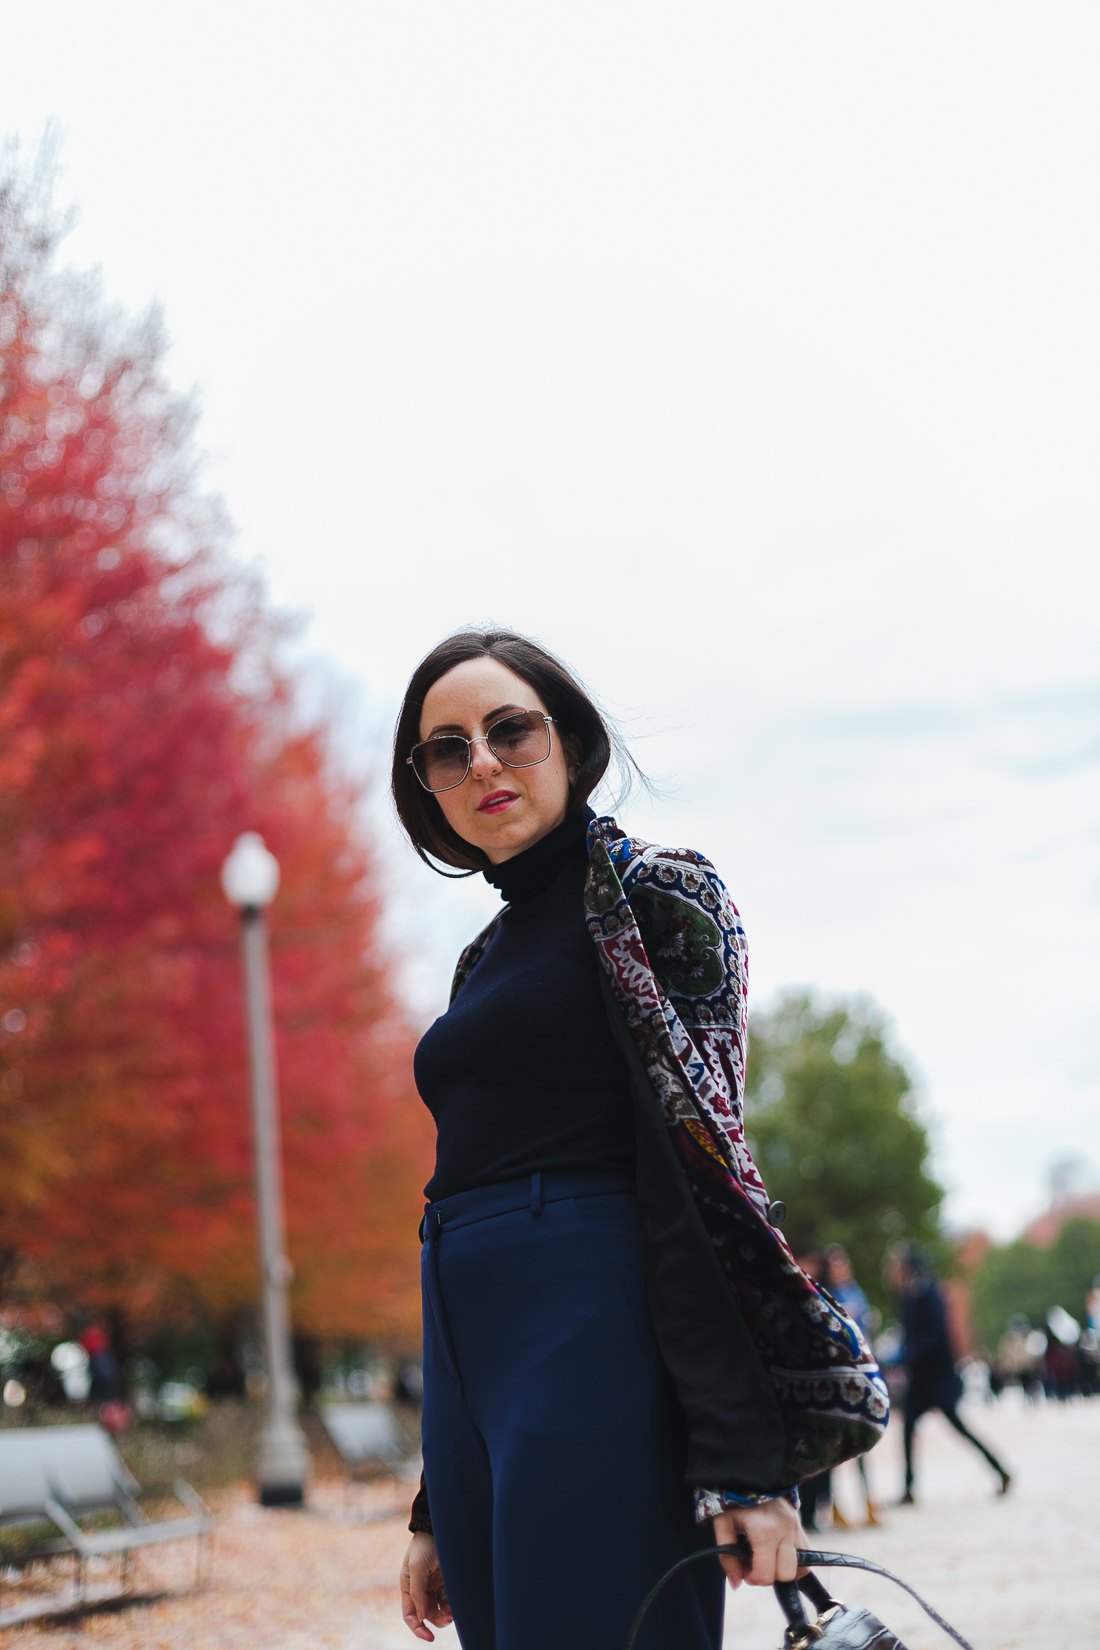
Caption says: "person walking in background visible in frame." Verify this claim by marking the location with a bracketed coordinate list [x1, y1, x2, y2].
[822, 1245, 881, 1525]
[78, 1322, 122, 1406]
[887, 1242, 1011, 1504]
[791, 1249, 839, 1533]
[392, 629, 889, 1650]
[823, 1245, 872, 1342]
[78, 1321, 131, 1436]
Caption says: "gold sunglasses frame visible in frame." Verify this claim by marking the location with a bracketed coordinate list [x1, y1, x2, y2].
[407, 711, 556, 794]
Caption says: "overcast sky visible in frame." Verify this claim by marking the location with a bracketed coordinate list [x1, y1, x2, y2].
[7, 2, 1098, 1238]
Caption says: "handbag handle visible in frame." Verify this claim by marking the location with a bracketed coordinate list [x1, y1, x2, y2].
[772, 1578, 814, 1639]
[625, 1539, 976, 1650]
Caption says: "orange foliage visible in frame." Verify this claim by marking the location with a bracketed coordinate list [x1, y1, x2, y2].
[0, 150, 432, 1348]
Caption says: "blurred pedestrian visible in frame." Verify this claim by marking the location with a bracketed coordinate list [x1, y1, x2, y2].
[887, 1243, 1011, 1504]
[1043, 1318, 1082, 1401]
[78, 1322, 131, 1434]
[78, 1323, 121, 1404]
[823, 1245, 881, 1525]
[1088, 1276, 1100, 1335]
[392, 631, 888, 1650]
[995, 1314, 1042, 1400]
[793, 1251, 833, 1532]
[394, 1362, 424, 1407]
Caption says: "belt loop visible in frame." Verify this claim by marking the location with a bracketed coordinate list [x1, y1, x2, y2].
[530, 1171, 543, 1218]
[421, 1205, 441, 1243]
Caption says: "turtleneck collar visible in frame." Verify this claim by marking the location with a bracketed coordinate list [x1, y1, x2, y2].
[483, 806, 594, 904]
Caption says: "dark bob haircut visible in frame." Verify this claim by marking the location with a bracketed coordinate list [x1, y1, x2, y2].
[392, 628, 632, 874]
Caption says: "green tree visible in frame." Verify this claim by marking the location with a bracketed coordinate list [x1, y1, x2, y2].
[971, 1218, 1100, 1348]
[745, 991, 943, 1314]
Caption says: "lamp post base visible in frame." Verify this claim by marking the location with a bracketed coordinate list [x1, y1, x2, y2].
[259, 1482, 306, 1508]
[255, 1415, 311, 1508]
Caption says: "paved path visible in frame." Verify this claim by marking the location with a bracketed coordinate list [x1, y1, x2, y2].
[2, 1396, 1095, 1649]
[719, 1394, 1098, 1650]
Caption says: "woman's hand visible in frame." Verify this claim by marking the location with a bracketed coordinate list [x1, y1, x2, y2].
[400, 1533, 453, 1641]
[712, 1498, 803, 1589]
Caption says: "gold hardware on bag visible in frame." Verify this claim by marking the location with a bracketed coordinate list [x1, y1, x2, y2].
[785, 1604, 845, 1649]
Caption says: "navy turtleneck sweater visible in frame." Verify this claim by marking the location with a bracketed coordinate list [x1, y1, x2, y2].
[414, 808, 636, 1202]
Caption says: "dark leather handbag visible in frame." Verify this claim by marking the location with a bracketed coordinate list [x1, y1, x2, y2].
[627, 1539, 975, 1650]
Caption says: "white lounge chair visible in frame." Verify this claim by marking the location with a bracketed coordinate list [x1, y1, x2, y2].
[0, 1423, 213, 1627]
[319, 1402, 411, 1518]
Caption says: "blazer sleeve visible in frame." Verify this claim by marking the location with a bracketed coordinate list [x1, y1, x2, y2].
[597, 967, 789, 1496]
[408, 1470, 433, 1534]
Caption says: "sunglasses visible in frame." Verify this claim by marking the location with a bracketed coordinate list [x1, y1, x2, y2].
[407, 710, 554, 793]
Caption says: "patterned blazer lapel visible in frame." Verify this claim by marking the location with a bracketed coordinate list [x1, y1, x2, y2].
[583, 814, 891, 1486]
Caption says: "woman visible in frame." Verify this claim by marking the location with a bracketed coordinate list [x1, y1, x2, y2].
[799, 1247, 881, 1530]
[394, 630, 887, 1650]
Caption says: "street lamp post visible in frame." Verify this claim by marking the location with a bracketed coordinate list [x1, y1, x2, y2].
[221, 832, 311, 1507]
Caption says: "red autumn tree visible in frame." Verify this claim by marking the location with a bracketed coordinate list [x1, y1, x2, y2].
[0, 139, 432, 1351]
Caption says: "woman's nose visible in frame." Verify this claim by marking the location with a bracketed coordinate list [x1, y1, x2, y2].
[468, 737, 503, 779]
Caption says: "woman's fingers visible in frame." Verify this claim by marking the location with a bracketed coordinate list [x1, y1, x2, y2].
[400, 1578, 433, 1640]
[401, 1592, 436, 1641]
[711, 1510, 744, 1588]
[745, 1525, 793, 1586]
[400, 1536, 446, 1641]
[423, 1584, 454, 1628]
[400, 1569, 435, 1641]
[714, 1496, 804, 1588]
[746, 1535, 779, 1587]
[716, 1550, 745, 1589]
[774, 1524, 799, 1584]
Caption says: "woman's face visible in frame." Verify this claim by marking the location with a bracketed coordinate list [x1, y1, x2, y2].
[418, 657, 580, 865]
[828, 1252, 853, 1286]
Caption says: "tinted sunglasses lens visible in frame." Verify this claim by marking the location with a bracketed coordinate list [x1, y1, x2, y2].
[413, 736, 470, 791]
[488, 712, 550, 766]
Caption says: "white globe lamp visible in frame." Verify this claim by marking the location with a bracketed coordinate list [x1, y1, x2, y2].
[220, 833, 280, 910]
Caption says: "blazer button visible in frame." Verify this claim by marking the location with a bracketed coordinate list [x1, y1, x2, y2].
[767, 1200, 787, 1228]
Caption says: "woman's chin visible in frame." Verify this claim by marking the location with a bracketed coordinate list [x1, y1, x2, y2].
[472, 815, 553, 862]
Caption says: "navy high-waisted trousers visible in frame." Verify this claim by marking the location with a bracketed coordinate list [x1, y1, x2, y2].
[420, 1169, 724, 1650]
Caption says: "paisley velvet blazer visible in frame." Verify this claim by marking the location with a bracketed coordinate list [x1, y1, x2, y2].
[409, 815, 889, 1534]
[451, 816, 889, 1512]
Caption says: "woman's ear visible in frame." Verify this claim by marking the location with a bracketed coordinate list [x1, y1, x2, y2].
[562, 732, 583, 785]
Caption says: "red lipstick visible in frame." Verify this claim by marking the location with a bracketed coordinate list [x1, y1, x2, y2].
[477, 790, 518, 815]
